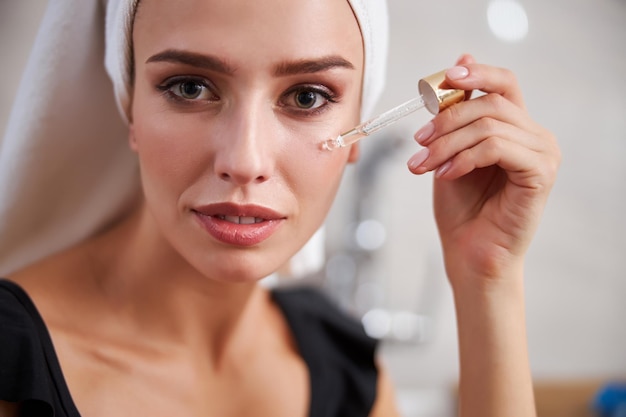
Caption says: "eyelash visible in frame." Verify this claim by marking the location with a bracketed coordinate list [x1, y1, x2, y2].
[156, 77, 340, 116]
[279, 84, 339, 117]
[157, 76, 218, 105]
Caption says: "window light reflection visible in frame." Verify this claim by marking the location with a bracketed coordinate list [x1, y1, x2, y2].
[487, 0, 529, 42]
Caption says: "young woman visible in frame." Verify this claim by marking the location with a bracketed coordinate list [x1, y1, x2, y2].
[0, 0, 560, 416]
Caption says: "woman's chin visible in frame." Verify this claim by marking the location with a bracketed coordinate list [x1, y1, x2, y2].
[191, 258, 286, 285]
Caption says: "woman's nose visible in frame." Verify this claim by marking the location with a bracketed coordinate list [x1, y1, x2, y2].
[213, 104, 276, 186]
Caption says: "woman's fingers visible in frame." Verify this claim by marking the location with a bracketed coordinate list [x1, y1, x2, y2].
[453, 54, 476, 101]
[433, 136, 541, 182]
[455, 54, 476, 66]
[444, 63, 526, 110]
[408, 116, 542, 176]
[408, 60, 560, 190]
[414, 93, 542, 148]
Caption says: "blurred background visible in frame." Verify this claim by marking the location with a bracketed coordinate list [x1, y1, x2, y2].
[1, 1, 625, 416]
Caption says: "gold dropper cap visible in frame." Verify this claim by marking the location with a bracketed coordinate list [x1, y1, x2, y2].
[418, 70, 465, 115]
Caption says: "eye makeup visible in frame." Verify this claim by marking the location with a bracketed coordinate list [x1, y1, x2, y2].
[156, 76, 220, 105]
[278, 84, 339, 117]
[156, 74, 342, 118]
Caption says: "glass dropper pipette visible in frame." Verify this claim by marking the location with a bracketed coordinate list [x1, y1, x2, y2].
[322, 96, 427, 150]
[321, 69, 466, 151]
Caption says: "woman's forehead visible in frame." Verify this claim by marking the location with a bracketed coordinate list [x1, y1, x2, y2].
[133, 0, 364, 69]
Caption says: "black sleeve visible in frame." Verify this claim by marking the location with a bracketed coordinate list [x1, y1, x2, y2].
[0, 280, 74, 417]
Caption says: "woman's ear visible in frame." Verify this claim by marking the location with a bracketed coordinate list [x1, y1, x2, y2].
[347, 142, 360, 163]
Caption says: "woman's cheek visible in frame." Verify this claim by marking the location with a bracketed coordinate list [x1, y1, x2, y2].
[133, 114, 206, 199]
[285, 141, 348, 214]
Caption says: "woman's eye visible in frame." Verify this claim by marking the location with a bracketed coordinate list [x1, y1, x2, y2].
[158, 77, 218, 103]
[283, 86, 337, 113]
[295, 90, 321, 109]
[177, 81, 204, 99]
[173, 80, 212, 100]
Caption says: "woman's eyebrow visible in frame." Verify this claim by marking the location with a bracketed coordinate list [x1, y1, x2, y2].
[273, 56, 355, 76]
[146, 49, 236, 74]
[145, 50, 354, 76]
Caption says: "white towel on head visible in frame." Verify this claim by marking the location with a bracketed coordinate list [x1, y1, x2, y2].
[0, 0, 388, 276]
[105, 0, 138, 124]
[0, 0, 139, 275]
[347, 0, 389, 120]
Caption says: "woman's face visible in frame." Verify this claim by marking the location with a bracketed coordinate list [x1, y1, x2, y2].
[130, 0, 364, 282]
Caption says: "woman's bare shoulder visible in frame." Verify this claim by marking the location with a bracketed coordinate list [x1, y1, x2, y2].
[6, 242, 94, 320]
[8, 241, 90, 288]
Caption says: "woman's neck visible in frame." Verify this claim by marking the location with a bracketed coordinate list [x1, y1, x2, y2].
[21, 202, 276, 366]
[96, 202, 273, 357]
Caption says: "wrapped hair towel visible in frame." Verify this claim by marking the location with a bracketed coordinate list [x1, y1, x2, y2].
[0, 0, 139, 275]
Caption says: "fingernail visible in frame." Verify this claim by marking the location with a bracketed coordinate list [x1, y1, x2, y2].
[446, 66, 469, 80]
[408, 147, 430, 170]
[415, 121, 435, 144]
[435, 160, 452, 178]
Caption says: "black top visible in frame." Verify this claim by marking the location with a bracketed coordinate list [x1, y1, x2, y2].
[0, 279, 378, 417]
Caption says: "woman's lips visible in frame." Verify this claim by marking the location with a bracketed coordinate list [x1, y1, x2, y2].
[192, 203, 285, 247]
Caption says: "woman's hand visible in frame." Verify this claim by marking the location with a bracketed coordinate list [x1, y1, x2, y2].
[407, 54, 560, 286]
[407, 54, 559, 417]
